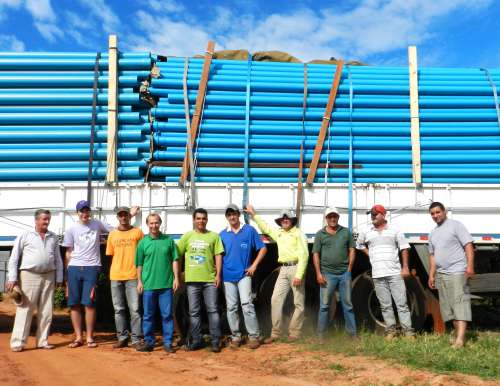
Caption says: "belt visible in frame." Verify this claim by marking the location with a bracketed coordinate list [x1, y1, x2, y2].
[280, 261, 298, 267]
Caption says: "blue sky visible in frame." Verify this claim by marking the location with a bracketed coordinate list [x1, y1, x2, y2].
[0, 0, 499, 67]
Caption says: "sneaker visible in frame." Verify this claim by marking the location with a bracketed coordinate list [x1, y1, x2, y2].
[163, 345, 175, 353]
[38, 344, 56, 350]
[130, 341, 142, 349]
[136, 343, 154, 352]
[187, 341, 205, 351]
[287, 335, 299, 343]
[113, 339, 128, 349]
[211, 342, 221, 353]
[229, 339, 241, 349]
[247, 338, 260, 349]
[11, 346, 23, 352]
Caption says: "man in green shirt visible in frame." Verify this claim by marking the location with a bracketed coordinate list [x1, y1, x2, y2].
[246, 205, 309, 343]
[313, 207, 356, 339]
[177, 208, 224, 353]
[135, 213, 179, 353]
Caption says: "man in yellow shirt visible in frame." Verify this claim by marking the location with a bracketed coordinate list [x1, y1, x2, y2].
[106, 207, 144, 348]
[245, 205, 309, 342]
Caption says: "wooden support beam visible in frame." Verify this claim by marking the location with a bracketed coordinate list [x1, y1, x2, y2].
[106, 34, 118, 184]
[408, 46, 422, 185]
[180, 40, 215, 184]
[306, 60, 344, 185]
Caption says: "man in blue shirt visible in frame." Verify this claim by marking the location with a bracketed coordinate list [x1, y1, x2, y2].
[220, 204, 267, 349]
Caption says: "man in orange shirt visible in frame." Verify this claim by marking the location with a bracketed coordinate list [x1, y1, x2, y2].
[106, 206, 144, 348]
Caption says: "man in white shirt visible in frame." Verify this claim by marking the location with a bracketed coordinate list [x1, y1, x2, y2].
[356, 204, 414, 338]
[7, 209, 64, 352]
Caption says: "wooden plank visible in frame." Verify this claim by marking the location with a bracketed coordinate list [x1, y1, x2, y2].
[179, 40, 215, 184]
[106, 34, 118, 184]
[306, 60, 344, 185]
[408, 46, 422, 185]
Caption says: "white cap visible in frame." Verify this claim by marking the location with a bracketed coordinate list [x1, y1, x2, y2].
[324, 206, 340, 217]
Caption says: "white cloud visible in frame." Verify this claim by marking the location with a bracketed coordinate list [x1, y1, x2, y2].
[77, 0, 120, 33]
[34, 21, 63, 42]
[0, 33, 25, 51]
[126, 0, 493, 62]
[147, 0, 184, 13]
[24, 0, 55, 21]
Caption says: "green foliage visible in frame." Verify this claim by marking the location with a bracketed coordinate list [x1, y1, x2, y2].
[53, 286, 66, 309]
[306, 331, 500, 380]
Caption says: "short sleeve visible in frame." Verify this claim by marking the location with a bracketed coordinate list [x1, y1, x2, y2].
[62, 228, 74, 248]
[214, 234, 224, 255]
[171, 239, 179, 261]
[396, 229, 410, 250]
[348, 231, 355, 249]
[251, 227, 265, 251]
[100, 220, 113, 234]
[177, 233, 188, 256]
[135, 239, 145, 267]
[311, 231, 322, 254]
[105, 231, 114, 256]
[455, 222, 473, 247]
[356, 229, 367, 250]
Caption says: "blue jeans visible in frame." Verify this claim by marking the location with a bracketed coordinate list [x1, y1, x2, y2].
[111, 280, 142, 344]
[224, 276, 260, 340]
[317, 271, 357, 336]
[142, 288, 174, 347]
[186, 283, 220, 345]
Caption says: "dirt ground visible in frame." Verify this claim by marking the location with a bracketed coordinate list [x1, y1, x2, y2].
[0, 300, 496, 386]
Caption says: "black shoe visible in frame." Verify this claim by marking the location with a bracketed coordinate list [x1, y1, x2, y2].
[187, 341, 205, 351]
[112, 339, 128, 349]
[136, 343, 154, 352]
[211, 342, 221, 353]
[163, 345, 175, 353]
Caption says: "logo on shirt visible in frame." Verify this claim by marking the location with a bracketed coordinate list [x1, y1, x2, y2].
[78, 230, 97, 248]
[240, 242, 248, 249]
[190, 255, 206, 265]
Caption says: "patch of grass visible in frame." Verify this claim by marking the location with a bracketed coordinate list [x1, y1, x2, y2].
[53, 286, 66, 309]
[304, 330, 500, 380]
[327, 362, 346, 373]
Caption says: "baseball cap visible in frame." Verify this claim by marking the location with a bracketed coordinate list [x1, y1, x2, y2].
[76, 200, 91, 212]
[368, 204, 386, 215]
[115, 206, 131, 215]
[324, 206, 340, 217]
[225, 203, 240, 214]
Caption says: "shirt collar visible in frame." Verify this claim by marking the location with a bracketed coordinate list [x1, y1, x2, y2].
[226, 223, 244, 234]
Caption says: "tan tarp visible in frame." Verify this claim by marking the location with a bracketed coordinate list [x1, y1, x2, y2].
[194, 50, 364, 65]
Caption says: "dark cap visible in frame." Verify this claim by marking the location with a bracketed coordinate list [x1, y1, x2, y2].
[76, 200, 91, 212]
[225, 203, 240, 215]
[115, 206, 131, 215]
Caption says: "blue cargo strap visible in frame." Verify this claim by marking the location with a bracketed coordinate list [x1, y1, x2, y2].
[347, 65, 354, 232]
[86, 51, 101, 206]
[481, 68, 500, 129]
[243, 51, 252, 223]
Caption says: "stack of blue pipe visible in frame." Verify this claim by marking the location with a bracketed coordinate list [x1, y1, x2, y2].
[148, 56, 500, 184]
[0, 52, 152, 181]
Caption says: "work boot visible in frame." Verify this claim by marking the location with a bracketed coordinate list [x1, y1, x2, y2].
[187, 340, 205, 351]
[247, 338, 260, 349]
[113, 339, 128, 349]
[211, 341, 221, 353]
[229, 338, 241, 349]
[163, 345, 175, 353]
[136, 343, 154, 352]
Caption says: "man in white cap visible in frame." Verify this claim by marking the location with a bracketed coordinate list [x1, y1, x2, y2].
[313, 207, 356, 339]
[245, 205, 309, 343]
[7, 209, 64, 352]
[356, 204, 414, 338]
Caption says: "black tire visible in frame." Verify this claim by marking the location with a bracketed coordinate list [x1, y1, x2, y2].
[352, 272, 426, 331]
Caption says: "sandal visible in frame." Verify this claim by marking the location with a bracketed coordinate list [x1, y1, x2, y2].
[87, 341, 98, 348]
[68, 340, 83, 348]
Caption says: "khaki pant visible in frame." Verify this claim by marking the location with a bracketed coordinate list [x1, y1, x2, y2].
[11, 270, 55, 349]
[271, 265, 305, 338]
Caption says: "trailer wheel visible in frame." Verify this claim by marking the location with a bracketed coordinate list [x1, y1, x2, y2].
[352, 272, 426, 331]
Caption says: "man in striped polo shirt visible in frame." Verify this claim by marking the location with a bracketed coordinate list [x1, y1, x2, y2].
[356, 204, 415, 338]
